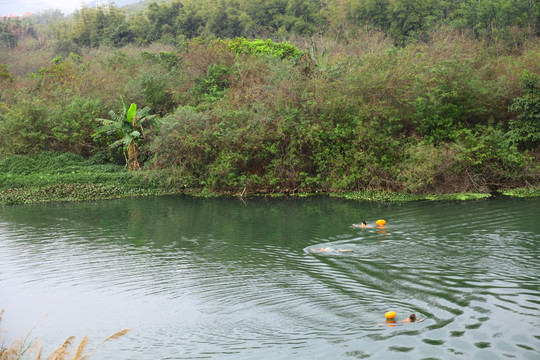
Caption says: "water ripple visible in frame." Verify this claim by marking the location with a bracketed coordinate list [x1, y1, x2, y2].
[1, 197, 539, 359]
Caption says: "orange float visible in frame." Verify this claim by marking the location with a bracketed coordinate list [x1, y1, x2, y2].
[385, 311, 396, 319]
[376, 219, 386, 227]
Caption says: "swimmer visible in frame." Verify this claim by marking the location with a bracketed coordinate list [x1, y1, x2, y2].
[353, 221, 370, 228]
[311, 247, 352, 253]
[382, 313, 424, 327]
[312, 247, 332, 252]
[399, 314, 423, 323]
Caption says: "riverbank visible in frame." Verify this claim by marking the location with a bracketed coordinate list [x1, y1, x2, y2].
[1, 152, 537, 205]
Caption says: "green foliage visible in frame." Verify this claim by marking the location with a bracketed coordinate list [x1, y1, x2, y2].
[348, 0, 440, 43]
[0, 152, 174, 204]
[5, 0, 535, 48]
[457, 0, 539, 42]
[227, 37, 303, 59]
[52, 39, 82, 58]
[0, 30, 17, 48]
[66, 5, 133, 47]
[0, 96, 103, 156]
[0, 20, 36, 49]
[0, 65, 14, 82]
[348, 0, 539, 45]
[0, 19, 538, 196]
[29, 53, 86, 91]
[508, 71, 540, 151]
[387, 0, 440, 44]
[48, 97, 104, 155]
[411, 57, 491, 143]
[149, 106, 212, 185]
[451, 124, 533, 191]
[126, 69, 177, 116]
[94, 100, 157, 170]
[502, 186, 540, 197]
[192, 64, 231, 106]
[207, 1, 247, 38]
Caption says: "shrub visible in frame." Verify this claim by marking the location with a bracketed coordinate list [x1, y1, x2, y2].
[227, 37, 303, 60]
[0, 64, 13, 82]
[150, 106, 212, 183]
[191, 64, 231, 108]
[0, 97, 104, 156]
[125, 69, 177, 116]
[0, 98, 50, 155]
[508, 71, 540, 151]
[452, 125, 534, 191]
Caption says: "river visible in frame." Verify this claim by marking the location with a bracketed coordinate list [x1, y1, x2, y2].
[0, 196, 539, 359]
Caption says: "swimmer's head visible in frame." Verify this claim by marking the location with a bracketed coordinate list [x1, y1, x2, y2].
[409, 314, 416, 321]
[362, 221, 367, 225]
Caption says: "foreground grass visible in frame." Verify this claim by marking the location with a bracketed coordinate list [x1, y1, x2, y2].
[0, 310, 129, 360]
[0, 152, 538, 205]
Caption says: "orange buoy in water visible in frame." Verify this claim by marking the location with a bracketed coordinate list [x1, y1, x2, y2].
[376, 219, 386, 227]
[385, 311, 396, 319]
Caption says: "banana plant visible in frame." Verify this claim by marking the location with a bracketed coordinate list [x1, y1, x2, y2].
[94, 100, 156, 171]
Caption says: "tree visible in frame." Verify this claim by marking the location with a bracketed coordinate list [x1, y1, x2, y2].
[387, 0, 440, 43]
[459, 0, 539, 42]
[348, 0, 390, 31]
[94, 101, 156, 171]
[69, 5, 132, 47]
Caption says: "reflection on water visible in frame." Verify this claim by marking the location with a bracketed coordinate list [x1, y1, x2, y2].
[0, 196, 539, 359]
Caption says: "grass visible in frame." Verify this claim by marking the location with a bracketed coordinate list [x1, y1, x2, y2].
[0, 310, 129, 360]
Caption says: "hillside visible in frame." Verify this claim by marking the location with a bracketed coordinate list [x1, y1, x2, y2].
[0, 0, 538, 199]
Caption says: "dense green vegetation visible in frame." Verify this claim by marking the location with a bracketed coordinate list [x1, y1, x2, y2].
[0, 152, 175, 204]
[0, 0, 539, 203]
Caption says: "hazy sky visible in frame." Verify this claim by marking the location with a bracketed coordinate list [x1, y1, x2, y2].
[1, 0, 94, 15]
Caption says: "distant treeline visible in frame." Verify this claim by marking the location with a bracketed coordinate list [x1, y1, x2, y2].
[1, 0, 539, 49]
[0, 0, 539, 195]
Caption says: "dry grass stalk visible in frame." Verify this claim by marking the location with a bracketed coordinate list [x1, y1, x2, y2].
[1, 310, 128, 360]
[26, 339, 42, 360]
[76, 329, 130, 360]
[35, 344, 43, 360]
[100, 329, 129, 344]
[70, 335, 88, 360]
[46, 336, 75, 360]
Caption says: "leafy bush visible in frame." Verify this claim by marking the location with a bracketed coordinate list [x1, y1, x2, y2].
[508, 71, 540, 151]
[0, 98, 51, 155]
[49, 97, 104, 155]
[0, 97, 103, 156]
[191, 64, 231, 107]
[52, 39, 82, 58]
[150, 106, 212, 185]
[451, 124, 534, 191]
[0, 64, 13, 82]
[125, 69, 177, 116]
[227, 38, 303, 60]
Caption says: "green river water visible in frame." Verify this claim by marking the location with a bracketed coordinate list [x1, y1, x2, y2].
[0, 196, 539, 359]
